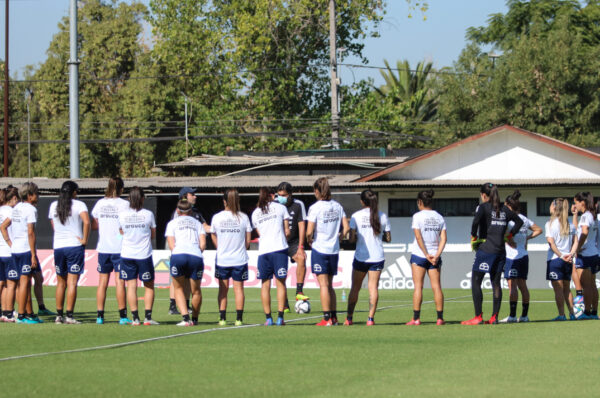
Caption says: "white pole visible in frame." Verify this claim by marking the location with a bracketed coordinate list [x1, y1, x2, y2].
[184, 96, 189, 159]
[69, 0, 80, 178]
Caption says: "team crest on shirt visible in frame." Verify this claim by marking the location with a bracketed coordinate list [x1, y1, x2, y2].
[478, 262, 490, 272]
[121, 270, 127, 279]
[242, 271, 248, 280]
[171, 266, 178, 276]
[313, 264, 322, 273]
[141, 272, 151, 281]
[55, 266, 61, 274]
[97, 265, 101, 272]
[70, 264, 81, 273]
[508, 269, 518, 277]
[8, 270, 17, 279]
[22, 265, 31, 273]
[196, 270, 203, 279]
[277, 268, 287, 278]
[256, 270, 261, 279]
[549, 272, 558, 280]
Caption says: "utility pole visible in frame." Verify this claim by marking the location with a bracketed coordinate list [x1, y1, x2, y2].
[329, 0, 340, 150]
[25, 89, 32, 179]
[69, 0, 80, 178]
[3, 0, 9, 177]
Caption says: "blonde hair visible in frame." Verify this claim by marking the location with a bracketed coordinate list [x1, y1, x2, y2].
[550, 198, 570, 237]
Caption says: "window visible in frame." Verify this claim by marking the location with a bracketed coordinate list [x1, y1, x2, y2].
[537, 197, 570, 217]
[388, 198, 479, 217]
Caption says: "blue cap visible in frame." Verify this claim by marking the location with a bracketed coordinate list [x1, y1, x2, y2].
[179, 187, 196, 198]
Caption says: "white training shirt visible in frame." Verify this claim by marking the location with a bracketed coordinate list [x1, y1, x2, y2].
[545, 219, 576, 261]
[0, 205, 13, 257]
[307, 200, 346, 255]
[10, 202, 37, 254]
[597, 214, 600, 251]
[410, 209, 446, 259]
[91, 197, 130, 254]
[577, 211, 599, 257]
[210, 210, 252, 266]
[251, 202, 290, 255]
[350, 208, 390, 263]
[505, 214, 534, 260]
[48, 199, 88, 249]
[165, 215, 205, 257]
[119, 208, 156, 259]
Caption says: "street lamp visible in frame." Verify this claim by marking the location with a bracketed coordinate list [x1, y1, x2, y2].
[24, 88, 33, 179]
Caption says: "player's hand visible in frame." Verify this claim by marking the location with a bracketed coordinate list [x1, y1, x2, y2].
[426, 254, 435, 264]
[506, 238, 517, 249]
[562, 253, 572, 263]
[79, 237, 87, 246]
[295, 247, 307, 260]
[31, 255, 38, 270]
[571, 204, 577, 215]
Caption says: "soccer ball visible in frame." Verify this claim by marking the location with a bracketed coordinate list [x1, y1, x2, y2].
[574, 295, 584, 305]
[574, 302, 585, 319]
[294, 300, 311, 314]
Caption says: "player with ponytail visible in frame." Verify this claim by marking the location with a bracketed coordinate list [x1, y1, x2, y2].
[210, 189, 252, 326]
[572, 192, 599, 319]
[545, 198, 578, 320]
[344, 189, 390, 326]
[500, 190, 542, 323]
[462, 183, 523, 325]
[406, 189, 447, 325]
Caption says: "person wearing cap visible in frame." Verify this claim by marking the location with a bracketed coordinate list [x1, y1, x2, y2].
[168, 187, 210, 315]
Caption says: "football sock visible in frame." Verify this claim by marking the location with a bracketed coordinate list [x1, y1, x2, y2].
[265, 313, 272, 320]
[119, 308, 127, 319]
[66, 311, 74, 319]
[97, 310, 104, 319]
[145, 310, 152, 320]
[284, 298, 290, 309]
[437, 311, 444, 320]
[277, 311, 284, 319]
[38, 304, 47, 311]
[347, 301, 357, 317]
[522, 303, 529, 317]
[296, 283, 304, 294]
[331, 311, 337, 320]
[132, 310, 139, 321]
[584, 310, 592, 316]
[509, 301, 517, 317]
[186, 299, 190, 309]
[346, 316, 353, 321]
[236, 310, 243, 321]
[219, 310, 226, 320]
[471, 271, 485, 316]
[57, 309, 64, 317]
[491, 271, 502, 315]
[367, 317, 374, 322]
[413, 310, 421, 320]
[182, 314, 190, 322]
[323, 311, 331, 321]
[592, 310, 598, 316]
[169, 299, 176, 308]
[18, 313, 25, 320]
[27, 313, 35, 319]
[576, 290, 583, 296]
[192, 316, 198, 323]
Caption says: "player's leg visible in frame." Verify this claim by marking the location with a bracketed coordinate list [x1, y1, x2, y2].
[367, 269, 382, 323]
[64, 273, 81, 323]
[294, 252, 308, 300]
[33, 270, 52, 315]
[217, 277, 229, 325]
[428, 266, 444, 324]
[168, 279, 179, 315]
[190, 279, 202, 324]
[462, 270, 485, 325]
[408, 263, 426, 324]
[96, 272, 110, 323]
[261, 278, 272, 324]
[233, 279, 245, 325]
[16, 274, 31, 322]
[517, 279, 530, 321]
[345, 268, 367, 324]
[316, 273, 331, 325]
[275, 277, 287, 325]
[4, 279, 16, 322]
[55, 274, 67, 320]
[173, 275, 188, 323]
[115, 271, 129, 323]
[488, 268, 503, 324]
[551, 280, 566, 318]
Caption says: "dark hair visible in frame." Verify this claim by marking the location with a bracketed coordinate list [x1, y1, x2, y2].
[277, 182, 293, 195]
[417, 189, 434, 208]
[177, 198, 192, 214]
[57, 181, 78, 225]
[4, 187, 19, 204]
[19, 182, 38, 202]
[574, 191, 596, 217]
[0, 189, 6, 206]
[106, 176, 124, 198]
[128, 186, 145, 211]
[481, 182, 501, 217]
[313, 177, 331, 201]
[223, 188, 241, 217]
[257, 187, 271, 214]
[361, 189, 381, 236]
[505, 189, 521, 213]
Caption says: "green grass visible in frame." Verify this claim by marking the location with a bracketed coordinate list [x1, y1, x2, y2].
[1, 287, 598, 397]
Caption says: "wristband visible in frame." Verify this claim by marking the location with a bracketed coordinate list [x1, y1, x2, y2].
[298, 245, 304, 249]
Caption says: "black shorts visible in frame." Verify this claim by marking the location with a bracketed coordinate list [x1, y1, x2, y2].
[287, 241, 299, 263]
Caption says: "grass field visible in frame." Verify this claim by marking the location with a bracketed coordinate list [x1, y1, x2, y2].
[1, 286, 598, 397]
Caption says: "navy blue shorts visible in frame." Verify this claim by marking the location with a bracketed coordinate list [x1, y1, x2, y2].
[592, 257, 600, 274]
[311, 250, 339, 276]
[170, 254, 204, 280]
[54, 246, 85, 277]
[472, 250, 505, 275]
[257, 249, 288, 280]
[97, 253, 121, 274]
[0, 256, 11, 282]
[120, 256, 155, 282]
[353, 258, 384, 273]
[215, 264, 248, 282]
[13, 251, 40, 277]
[504, 256, 529, 280]
[546, 258, 572, 281]
[575, 255, 598, 270]
[4, 255, 18, 281]
[410, 254, 442, 270]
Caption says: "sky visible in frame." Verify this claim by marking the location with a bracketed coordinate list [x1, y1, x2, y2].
[0, 0, 509, 84]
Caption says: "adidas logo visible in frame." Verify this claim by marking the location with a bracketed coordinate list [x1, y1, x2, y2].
[379, 256, 414, 289]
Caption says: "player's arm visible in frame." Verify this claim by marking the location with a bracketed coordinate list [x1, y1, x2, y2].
[577, 224, 589, 253]
[414, 228, 429, 258]
[0, 217, 12, 247]
[283, 219, 290, 239]
[527, 223, 543, 240]
[80, 211, 90, 246]
[167, 236, 175, 251]
[434, 229, 447, 264]
[151, 227, 156, 241]
[91, 217, 99, 230]
[306, 221, 315, 245]
[245, 231, 251, 249]
[341, 217, 350, 241]
[27, 222, 37, 269]
[297, 219, 306, 256]
[199, 233, 206, 252]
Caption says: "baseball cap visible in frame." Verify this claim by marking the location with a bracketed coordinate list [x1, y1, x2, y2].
[178, 187, 197, 198]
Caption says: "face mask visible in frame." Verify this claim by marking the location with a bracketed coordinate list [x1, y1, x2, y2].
[277, 196, 288, 205]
